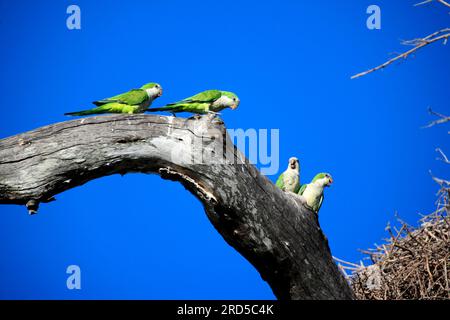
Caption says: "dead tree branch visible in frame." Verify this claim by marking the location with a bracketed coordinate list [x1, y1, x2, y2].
[436, 148, 450, 164]
[423, 108, 450, 128]
[351, 28, 450, 79]
[439, 0, 450, 8]
[415, 0, 450, 9]
[0, 114, 354, 300]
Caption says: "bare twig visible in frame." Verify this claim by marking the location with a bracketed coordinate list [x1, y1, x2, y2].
[333, 256, 362, 268]
[415, 0, 450, 8]
[414, 0, 434, 6]
[423, 108, 450, 128]
[436, 148, 450, 164]
[351, 28, 450, 79]
[430, 171, 450, 187]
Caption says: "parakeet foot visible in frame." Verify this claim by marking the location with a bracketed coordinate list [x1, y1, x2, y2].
[205, 112, 223, 124]
[211, 118, 224, 125]
[188, 114, 202, 120]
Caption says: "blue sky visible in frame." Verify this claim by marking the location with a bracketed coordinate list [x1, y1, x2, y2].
[0, 1, 449, 299]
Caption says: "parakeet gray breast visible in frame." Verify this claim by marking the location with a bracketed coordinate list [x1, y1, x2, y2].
[302, 184, 323, 208]
[283, 169, 299, 192]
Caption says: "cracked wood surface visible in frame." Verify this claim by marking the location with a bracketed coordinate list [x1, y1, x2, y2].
[0, 114, 354, 300]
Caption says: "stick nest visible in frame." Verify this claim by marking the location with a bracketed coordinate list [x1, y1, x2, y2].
[339, 188, 450, 300]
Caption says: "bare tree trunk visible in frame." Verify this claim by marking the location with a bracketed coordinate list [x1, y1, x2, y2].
[0, 114, 354, 300]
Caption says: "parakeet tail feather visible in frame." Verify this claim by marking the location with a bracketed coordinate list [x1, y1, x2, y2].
[64, 109, 110, 116]
[146, 106, 180, 112]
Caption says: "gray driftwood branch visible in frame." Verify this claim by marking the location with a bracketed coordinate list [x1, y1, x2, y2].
[0, 114, 353, 300]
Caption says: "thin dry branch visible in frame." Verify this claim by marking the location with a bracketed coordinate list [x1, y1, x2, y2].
[351, 28, 450, 79]
[415, 0, 450, 9]
[436, 148, 450, 164]
[439, 0, 450, 8]
[423, 108, 450, 128]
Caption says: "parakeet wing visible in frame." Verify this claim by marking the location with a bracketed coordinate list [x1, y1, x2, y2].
[317, 195, 324, 213]
[172, 90, 222, 104]
[94, 89, 148, 106]
[65, 103, 138, 116]
[298, 184, 307, 195]
[275, 173, 285, 190]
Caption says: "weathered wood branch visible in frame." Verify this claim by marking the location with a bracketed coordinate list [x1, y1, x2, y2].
[0, 114, 354, 300]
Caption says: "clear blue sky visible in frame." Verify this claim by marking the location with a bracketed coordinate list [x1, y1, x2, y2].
[0, 1, 448, 299]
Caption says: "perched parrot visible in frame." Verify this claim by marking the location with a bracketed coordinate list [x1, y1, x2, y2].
[146, 89, 239, 115]
[276, 157, 301, 193]
[298, 173, 333, 214]
[65, 82, 163, 116]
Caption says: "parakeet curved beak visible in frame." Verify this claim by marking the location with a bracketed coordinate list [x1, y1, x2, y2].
[158, 89, 163, 97]
[231, 104, 238, 110]
[328, 178, 333, 186]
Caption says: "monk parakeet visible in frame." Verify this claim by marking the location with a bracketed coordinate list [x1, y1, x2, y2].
[298, 173, 333, 214]
[146, 89, 239, 115]
[276, 157, 300, 193]
[65, 83, 163, 116]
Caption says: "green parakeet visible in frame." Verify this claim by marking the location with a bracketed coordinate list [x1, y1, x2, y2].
[298, 173, 333, 214]
[65, 83, 163, 116]
[146, 90, 239, 115]
[276, 157, 300, 193]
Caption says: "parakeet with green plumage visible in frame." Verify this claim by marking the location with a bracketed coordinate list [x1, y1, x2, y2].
[276, 157, 300, 193]
[298, 173, 333, 214]
[146, 89, 239, 115]
[65, 82, 163, 116]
